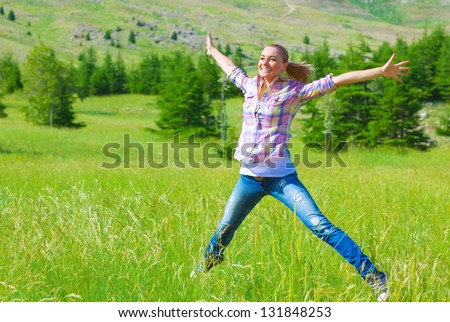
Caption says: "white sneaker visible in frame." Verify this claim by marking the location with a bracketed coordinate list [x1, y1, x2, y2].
[190, 255, 223, 279]
[367, 272, 389, 302]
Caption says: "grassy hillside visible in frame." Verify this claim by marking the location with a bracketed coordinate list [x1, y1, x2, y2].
[0, 0, 448, 66]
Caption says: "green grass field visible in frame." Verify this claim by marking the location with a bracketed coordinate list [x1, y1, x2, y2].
[0, 94, 449, 302]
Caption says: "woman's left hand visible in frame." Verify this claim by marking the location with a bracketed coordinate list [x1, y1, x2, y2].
[382, 53, 410, 82]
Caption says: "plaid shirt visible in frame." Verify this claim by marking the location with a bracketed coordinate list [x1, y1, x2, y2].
[228, 67, 337, 163]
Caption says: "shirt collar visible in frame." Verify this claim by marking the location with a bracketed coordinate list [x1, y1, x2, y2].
[257, 75, 285, 88]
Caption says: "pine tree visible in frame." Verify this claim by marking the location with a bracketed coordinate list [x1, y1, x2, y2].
[301, 42, 341, 146]
[90, 52, 114, 95]
[435, 35, 450, 101]
[224, 44, 232, 57]
[157, 52, 214, 135]
[75, 47, 97, 100]
[303, 35, 310, 45]
[90, 52, 128, 95]
[146, 53, 161, 95]
[197, 55, 221, 103]
[90, 66, 109, 95]
[104, 29, 112, 40]
[0, 53, 7, 117]
[308, 41, 336, 78]
[0, 6, 4, 15]
[129, 53, 161, 95]
[0, 64, 6, 118]
[128, 31, 136, 44]
[0, 101, 6, 118]
[8, 9, 15, 21]
[409, 27, 447, 101]
[197, 55, 222, 135]
[225, 45, 245, 98]
[367, 80, 429, 150]
[372, 41, 394, 65]
[332, 40, 378, 145]
[170, 31, 177, 41]
[0, 52, 23, 94]
[22, 43, 81, 128]
[112, 53, 127, 94]
[365, 37, 429, 149]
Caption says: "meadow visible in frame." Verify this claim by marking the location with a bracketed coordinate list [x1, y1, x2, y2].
[0, 93, 448, 302]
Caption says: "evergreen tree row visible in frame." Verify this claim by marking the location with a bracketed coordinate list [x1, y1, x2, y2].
[73, 44, 245, 100]
[301, 27, 450, 150]
[73, 45, 235, 135]
[0, 27, 448, 149]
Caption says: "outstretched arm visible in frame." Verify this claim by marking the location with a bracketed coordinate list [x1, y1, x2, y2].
[331, 54, 410, 87]
[206, 32, 236, 75]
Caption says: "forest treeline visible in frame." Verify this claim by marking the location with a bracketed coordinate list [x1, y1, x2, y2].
[0, 27, 449, 150]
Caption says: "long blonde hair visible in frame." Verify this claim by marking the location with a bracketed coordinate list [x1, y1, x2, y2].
[267, 44, 314, 83]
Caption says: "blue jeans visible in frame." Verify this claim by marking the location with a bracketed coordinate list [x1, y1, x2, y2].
[205, 172, 378, 278]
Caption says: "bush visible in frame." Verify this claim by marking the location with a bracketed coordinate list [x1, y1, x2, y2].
[104, 29, 112, 40]
[303, 35, 310, 45]
[435, 111, 450, 136]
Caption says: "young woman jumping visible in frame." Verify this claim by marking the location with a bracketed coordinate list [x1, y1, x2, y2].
[192, 32, 409, 302]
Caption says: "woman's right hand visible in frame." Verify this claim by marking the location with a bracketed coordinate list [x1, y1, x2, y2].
[204, 32, 236, 75]
[206, 32, 214, 55]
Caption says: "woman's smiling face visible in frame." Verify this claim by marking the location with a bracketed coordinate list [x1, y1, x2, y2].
[258, 46, 288, 83]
